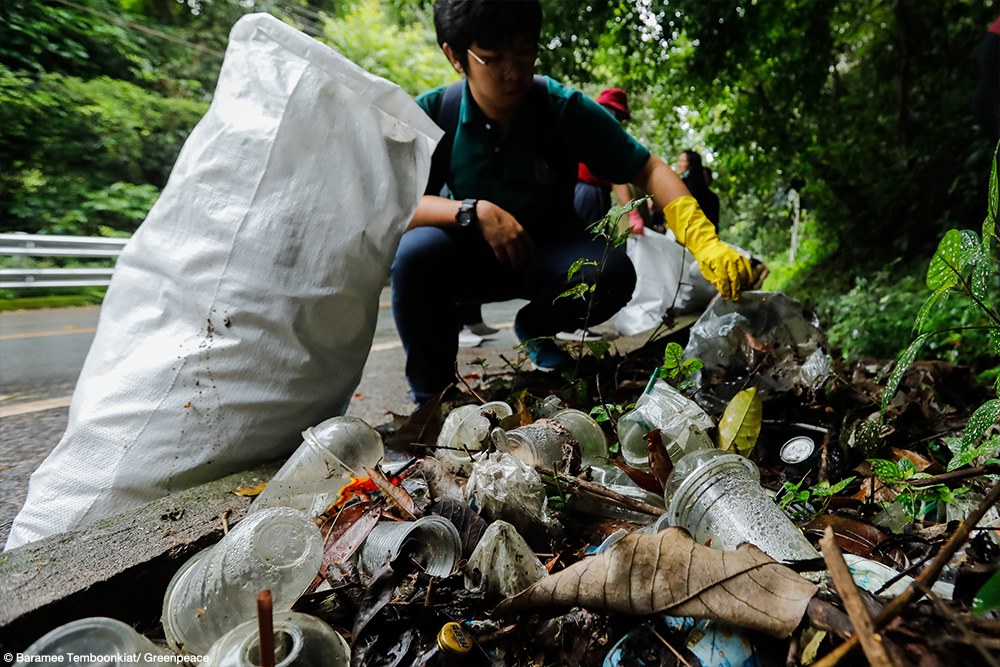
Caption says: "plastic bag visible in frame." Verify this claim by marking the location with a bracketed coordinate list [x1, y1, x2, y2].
[5, 14, 442, 549]
[464, 520, 548, 600]
[615, 229, 736, 336]
[683, 291, 832, 409]
[465, 452, 562, 545]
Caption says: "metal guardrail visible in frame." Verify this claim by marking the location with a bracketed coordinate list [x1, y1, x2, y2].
[0, 233, 128, 289]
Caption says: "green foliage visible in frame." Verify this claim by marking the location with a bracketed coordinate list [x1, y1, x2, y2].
[880, 147, 1000, 453]
[779, 476, 856, 521]
[321, 0, 457, 96]
[657, 341, 703, 392]
[973, 569, 1000, 616]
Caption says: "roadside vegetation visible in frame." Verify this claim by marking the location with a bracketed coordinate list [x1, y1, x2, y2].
[2, 0, 997, 378]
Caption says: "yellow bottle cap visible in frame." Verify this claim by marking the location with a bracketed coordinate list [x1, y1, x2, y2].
[437, 621, 473, 654]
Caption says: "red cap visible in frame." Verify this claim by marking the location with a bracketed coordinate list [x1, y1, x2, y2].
[596, 87, 630, 120]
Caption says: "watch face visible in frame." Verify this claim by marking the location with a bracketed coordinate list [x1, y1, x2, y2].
[457, 209, 472, 226]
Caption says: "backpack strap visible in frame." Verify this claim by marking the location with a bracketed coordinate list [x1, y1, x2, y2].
[425, 80, 464, 196]
[425, 76, 562, 198]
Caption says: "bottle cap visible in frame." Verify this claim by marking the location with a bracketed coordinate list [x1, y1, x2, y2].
[437, 621, 473, 654]
[780, 436, 816, 465]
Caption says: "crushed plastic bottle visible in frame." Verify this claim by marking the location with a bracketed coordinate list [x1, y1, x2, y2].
[616, 373, 714, 467]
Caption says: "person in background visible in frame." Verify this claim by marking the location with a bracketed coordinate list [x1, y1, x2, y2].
[676, 149, 720, 228]
[391, 0, 752, 407]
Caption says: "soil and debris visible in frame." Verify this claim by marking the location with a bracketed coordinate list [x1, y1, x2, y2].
[270, 294, 998, 667]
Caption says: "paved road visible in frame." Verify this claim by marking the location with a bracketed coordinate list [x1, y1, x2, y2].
[0, 291, 529, 545]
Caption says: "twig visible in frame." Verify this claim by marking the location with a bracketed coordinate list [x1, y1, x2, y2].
[819, 527, 898, 667]
[909, 464, 1000, 488]
[648, 623, 692, 667]
[914, 581, 1000, 667]
[454, 364, 486, 404]
[221, 509, 231, 535]
[813, 479, 1000, 667]
[536, 466, 665, 516]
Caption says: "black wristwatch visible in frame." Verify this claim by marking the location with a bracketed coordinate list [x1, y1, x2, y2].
[456, 198, 478, 229]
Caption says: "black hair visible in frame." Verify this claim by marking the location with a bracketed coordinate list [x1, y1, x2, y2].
[681, 149, 704, 177]
[433, 0, 542, 69]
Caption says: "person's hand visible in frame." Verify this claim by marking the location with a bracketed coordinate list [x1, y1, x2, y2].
[476, 200, 535, 267]
[664, 195, 752, 300]
[695, 240, 753, 300]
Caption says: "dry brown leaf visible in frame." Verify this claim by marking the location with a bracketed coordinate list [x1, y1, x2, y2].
[645, 429, 673, 488]
[364, 466, 417, 519]
[609, 459, 663, 495]
[497, 527, 817, 637]
[231, 482, 268, 497]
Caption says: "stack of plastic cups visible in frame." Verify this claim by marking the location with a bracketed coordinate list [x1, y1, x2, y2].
[357, 515, 461, 578]
[504, 418, 574, 468]
[435, 402, 512, 473]
[664, 449, 820, 562]
[15, 618, 168, 665]
[206, 611, 350, 666]
[162, 507, 324, 654]
[251, 416, 384, 516]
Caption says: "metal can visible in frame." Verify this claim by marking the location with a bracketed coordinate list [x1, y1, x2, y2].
[780, 435, 818, 470]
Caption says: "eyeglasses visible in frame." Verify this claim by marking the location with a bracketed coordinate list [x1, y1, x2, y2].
[466, 47, 538, 78]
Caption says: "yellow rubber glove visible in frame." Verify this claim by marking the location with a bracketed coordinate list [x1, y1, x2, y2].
[664, 195, 752, 300]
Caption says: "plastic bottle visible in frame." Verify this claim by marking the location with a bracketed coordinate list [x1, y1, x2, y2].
[616, 374, 714, 467]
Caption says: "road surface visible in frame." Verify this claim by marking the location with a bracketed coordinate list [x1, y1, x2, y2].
[0, 291, 531, 545]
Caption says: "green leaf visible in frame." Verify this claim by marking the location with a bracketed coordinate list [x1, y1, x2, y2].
[716, 387, 763, 456]
[554, 283, 592, 302]
[566, 258, 596, 281]
[914, 286, 950, 335]
[926, 229, 978, 291]
[869, 458, 903, 484]
[973, 569, 1000, 616]
[881, 333, 931, 415]
[897, 457, 916, 477]
[662, 342, 685, 372]
[586, 340, 611, 359]
[963, 399, 1000, 450]
[984, 142, 999, 244]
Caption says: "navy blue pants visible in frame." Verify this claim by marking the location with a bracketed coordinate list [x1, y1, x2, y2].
[390, 225, 636, 404]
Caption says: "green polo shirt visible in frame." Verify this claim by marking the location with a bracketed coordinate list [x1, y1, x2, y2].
[417, 77, 649, 238]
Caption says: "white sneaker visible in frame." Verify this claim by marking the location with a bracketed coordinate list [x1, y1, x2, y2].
[555, 329, 603, 342]
[458, 327, 484, 348]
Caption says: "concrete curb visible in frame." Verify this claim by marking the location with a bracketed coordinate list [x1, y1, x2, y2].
[0, 461, 280, 652]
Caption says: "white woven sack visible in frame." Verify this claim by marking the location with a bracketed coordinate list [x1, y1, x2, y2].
[614, 229, 689, 336]
[6, 14, 442, 549]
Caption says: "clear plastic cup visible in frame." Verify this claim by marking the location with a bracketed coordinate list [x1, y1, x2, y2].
[664, 449, 820, 562]
[205, 611, 350, 666]
[16, 617, 167, 665]
[435, 402, 513, 472]
[550, 409, 608, 466]
[162, 507, 324, 654]
[504, 419, 573, 468]
[357, 516, 461, 578]
[251, 416, 384, 516]
[617, 376, 714, 467]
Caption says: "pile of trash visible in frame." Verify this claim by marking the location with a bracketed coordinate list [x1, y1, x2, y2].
[17, 293, 999, 666]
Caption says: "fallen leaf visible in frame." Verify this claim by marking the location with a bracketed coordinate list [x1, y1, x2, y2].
[431, 497, 488, 558]
[231, 482, 267, 497]
[498, 528, 817, 637]
[321, 502, 382, 574]
[802, 515, 885, 559]
[364, 466, 417, 519]
[645, 429, 673, 487]
[717, 387, 762, 456]
[609, 459, 663, 495]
